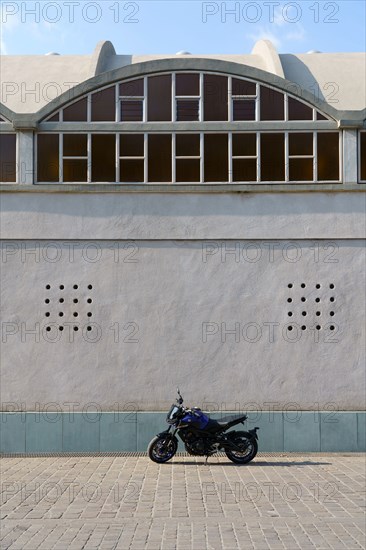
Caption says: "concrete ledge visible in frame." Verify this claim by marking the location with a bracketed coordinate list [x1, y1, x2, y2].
[1, 184, 365, 193]
[1, 412, 365, 454]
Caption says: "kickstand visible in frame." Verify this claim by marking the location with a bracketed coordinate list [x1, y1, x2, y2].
[204, 455, 209, 466]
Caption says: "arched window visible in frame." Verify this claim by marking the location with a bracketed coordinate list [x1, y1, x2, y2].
[43, 72, 331, 124]
[37, 71, 340, 184]
[360, 131, 366, 183]
[0, 115, 16, 183]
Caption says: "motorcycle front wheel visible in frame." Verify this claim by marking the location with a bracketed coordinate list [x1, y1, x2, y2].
[225, 435, 258, 464]
[147, 435, 178, 463]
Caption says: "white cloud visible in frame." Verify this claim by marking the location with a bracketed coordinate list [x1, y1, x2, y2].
[248, 28, 282, 49]
[249, 5, 307, 52]
[248, 2, 307, 51]
[273, 5, 286, 27]
[285, 23, 306, 43]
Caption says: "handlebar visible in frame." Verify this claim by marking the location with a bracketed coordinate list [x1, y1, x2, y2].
[176, 387, 184, 405]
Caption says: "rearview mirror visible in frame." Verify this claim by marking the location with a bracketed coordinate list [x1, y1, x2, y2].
[176, 387, 183, 404]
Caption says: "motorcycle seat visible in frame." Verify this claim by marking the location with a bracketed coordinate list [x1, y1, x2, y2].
[217, 414, 247, 426]
[206, 414, 247, 431]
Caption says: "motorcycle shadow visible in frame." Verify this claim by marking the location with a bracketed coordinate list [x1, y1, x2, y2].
[168, 459, 332, 467]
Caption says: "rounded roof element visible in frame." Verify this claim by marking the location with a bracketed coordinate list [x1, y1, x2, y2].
[1, 40, 365, 115]
[251, 39, 284, 78]
[91, 40, 117, 76]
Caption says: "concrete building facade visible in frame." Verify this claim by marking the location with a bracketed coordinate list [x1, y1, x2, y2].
[1, 40, 365, 453]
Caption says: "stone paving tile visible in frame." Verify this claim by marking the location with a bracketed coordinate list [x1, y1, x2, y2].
[0, 455, 365, 549]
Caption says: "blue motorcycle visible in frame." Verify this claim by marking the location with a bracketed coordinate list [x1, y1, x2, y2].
[147, 389, 259, 464]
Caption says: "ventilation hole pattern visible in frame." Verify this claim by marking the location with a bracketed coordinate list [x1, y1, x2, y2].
[44, 284, 94, 332]
[286, 283, 337, 331]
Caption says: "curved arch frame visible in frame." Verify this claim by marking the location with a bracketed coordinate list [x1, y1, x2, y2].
[34, 58, 341, 124]
[0, 103, 17, 125]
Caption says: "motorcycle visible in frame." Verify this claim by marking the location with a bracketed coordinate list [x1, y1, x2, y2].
[147, 389, 259, 464]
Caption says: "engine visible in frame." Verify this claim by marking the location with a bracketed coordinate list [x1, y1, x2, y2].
[182, 431, 209, 456]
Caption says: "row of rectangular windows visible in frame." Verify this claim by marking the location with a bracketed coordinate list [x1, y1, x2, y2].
[36, 131, 339, 184]
[42, 73, 329, 124]
[1, 131, 366, 184]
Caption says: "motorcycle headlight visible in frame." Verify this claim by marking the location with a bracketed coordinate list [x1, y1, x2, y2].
[167, 405, 180, 423]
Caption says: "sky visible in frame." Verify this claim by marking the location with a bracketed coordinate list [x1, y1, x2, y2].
[0, 0, 365, 56]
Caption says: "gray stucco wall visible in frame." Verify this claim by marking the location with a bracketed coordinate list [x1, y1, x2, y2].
[1, 191, 365, 240]
[1, 47, 365, 453]
[1, 190, 365, 413]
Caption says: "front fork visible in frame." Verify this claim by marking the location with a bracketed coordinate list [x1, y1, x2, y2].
[156, 426, 178, 448]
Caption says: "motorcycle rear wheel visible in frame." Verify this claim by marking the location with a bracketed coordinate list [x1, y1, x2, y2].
[225, 435, 258, 464]
[148, 436, 178, 463]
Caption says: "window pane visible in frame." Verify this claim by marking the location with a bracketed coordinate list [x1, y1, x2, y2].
[233, 159, 256, 182]
[63, 159, 87, 182]
[204, 74, 228, 121]
[317, 111, 328, 121]
[63, 98, 87, 121]
[176, 159, 200, 182]
[91, 86, 116, 121]
[176, 73, 199, 96]
[63, 134, 87, 157]
[289, 159, 313, 181]
[176, 134, 200, 156]
[204, 134, 228, 182]
[232, 134, 256, 157]
[361, 132, 366, 181]
[92, 134, 116, 182]
[176, 99, 199, 121]
[148, 134, 172, 182]
[37, 134, 59, 182]
[120, 79, 144, 96]
[232, 78, 256, 96]
[317, 133, 339, 181]
[0, 134, 16, 182]
[260, 86, 284, 121]
[233, 100, 255, 121]
[120, 159, 144, 182]
[47, 113, 59, 122]
[120, 134, 144, 157]
[121, 100, 143, 122]
[261, 133, 285, 181]
[148, 75, 172, 121]
[288, 97, 313, 120]
[289, 133, 313, 156]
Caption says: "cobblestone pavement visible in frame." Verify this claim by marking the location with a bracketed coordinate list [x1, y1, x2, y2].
[1, 454, 365, 549]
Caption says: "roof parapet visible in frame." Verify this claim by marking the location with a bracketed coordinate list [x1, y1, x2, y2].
[251, 39, 284, 78]
[90, 40, 117, 76]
